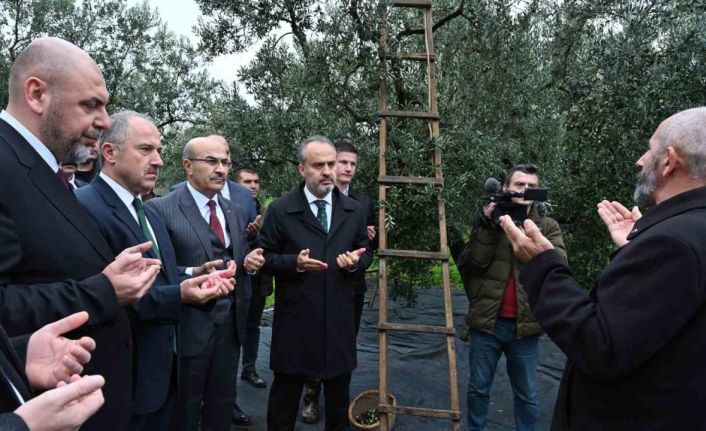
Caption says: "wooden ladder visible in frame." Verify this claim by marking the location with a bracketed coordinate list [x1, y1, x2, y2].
[376, 0, 461, 430]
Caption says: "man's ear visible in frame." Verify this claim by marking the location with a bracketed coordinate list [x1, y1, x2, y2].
[25, 77, 50, 115]
[298, 163, 305, 177]
[183, 159, 192, 176]
[101, 142, 118, 165]
[662, 146, 684, 178]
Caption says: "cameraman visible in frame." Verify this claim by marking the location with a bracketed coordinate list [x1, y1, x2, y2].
[457, 164, 566, 431]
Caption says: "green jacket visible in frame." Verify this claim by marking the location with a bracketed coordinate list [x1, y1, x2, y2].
[457, 204, 567, 338]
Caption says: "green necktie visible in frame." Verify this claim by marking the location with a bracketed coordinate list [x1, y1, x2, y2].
[314, 199, 328, 233]
[132, 197, 161, 260]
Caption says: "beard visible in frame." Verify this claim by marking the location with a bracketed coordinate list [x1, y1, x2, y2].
[633, 159, 660, 208]
[65, 144, 92, 165]
[40, 98, 82, 163]
[314, 182, 334, 196]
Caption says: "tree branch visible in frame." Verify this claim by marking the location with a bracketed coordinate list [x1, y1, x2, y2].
[395, 0, 464, 40]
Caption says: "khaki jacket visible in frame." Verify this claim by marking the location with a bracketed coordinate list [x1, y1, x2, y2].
[458, 203, 567, 338]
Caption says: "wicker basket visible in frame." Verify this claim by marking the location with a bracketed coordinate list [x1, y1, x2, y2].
[348, 390, 397, 430]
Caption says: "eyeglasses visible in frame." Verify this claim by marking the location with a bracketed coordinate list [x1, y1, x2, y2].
[189, 158, 233, 168]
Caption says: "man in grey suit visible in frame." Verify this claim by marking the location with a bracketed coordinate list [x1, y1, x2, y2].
[147, 135, 265, 431]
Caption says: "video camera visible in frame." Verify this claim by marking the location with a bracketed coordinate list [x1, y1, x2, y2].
[483, 177, 549, 227]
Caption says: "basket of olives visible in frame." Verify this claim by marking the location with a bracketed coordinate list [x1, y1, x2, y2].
[348, 390, 397, 430]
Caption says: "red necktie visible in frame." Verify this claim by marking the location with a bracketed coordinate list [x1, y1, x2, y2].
[56, 169, 70, 191]
[207, 200, 226, 246]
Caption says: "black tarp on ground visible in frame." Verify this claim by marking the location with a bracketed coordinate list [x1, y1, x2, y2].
[234, 289, 566, 431]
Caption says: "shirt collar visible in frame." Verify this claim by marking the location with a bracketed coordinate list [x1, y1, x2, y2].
[187, 181, 219, 210]
[0, 110, 58, 172]
[339, 185, 350, 196]
[303, 185, 332, 206]
[100, 172, 138, 209]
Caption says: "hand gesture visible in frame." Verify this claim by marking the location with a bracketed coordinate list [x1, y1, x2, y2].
[246, 215, 263, 238]
[366, 225, 376, 241]
[180, 269, 234, 305]
[597, 200, 642, 248]
[192, 259, 224, 276]
[296, 249, 328, 272]
[499, 215, 554, 263]
[25, 312, 96, 389]
[483, 202, 497, 219]
[200, 260, 237, 293]
[244, 248, 265, 273]
[103, 241, 161, 305]
[15, 374, 105, 431]
[336, 248, 366, 270]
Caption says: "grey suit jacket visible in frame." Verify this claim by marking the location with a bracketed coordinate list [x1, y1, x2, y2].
[146, 186, 251, 356]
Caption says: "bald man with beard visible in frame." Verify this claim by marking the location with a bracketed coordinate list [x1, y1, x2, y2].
[0, 37, 161, 431]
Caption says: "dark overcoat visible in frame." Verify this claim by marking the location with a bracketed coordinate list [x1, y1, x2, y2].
[259, 184, 372, 378]
[0, 118, 132, 431]
[521, 186, 706, 431]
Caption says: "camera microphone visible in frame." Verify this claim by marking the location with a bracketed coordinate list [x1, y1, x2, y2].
[484, 177, 501, 194]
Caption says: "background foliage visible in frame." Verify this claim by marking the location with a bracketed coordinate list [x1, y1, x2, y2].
[2, 0, 706, 302]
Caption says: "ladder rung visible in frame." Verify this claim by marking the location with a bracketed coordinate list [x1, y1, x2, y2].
[378, 110, 440, 120]
[378, 249, 449, 261]
[384, 52, 436, 62]
[390, 0, 432, 8]
[379, 404, 462, 420]
[378, 175, 443, 186]
[378, 322, 455, 335]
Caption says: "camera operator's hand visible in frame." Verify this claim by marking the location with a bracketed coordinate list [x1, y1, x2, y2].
[597, 200, 642, 248]
[499, 215, 554, 263]
[483, 203, 497, 219]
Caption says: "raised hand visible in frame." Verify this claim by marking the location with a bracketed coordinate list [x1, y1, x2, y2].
[597, 200, 642, 248]
[366, 225, 376, 241]
[103, 241, 161, 305]
[336, 248, 366, 270]
[499, 215, 554, 263]
[15, 374, 105, 431]
[192, 259, 224, 276]
[244, 248, 265, 273]
[296, 249, 328, 272]
[246, 214, 263, 238]
[25, 312, 96, 389]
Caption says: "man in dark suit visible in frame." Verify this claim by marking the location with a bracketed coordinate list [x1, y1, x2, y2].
[148, 135, 265, 431]
[298, 140, 377, 424]
[235, 168, 273, 391]
[1, 312, 104, 431]
[500, 107, 706, 430]
[170, 134, 260, 243]
[260, 135, 372, 431]
[0, 37, 161, 431]
[75, 111, 236, 431]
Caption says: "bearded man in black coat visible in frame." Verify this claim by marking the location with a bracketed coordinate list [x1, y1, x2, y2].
[260, 135, 372, 431]
[500, 107, 706, 431]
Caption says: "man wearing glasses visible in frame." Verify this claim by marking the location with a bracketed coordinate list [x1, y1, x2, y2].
[456, 164, 566, 431]
[147, 135, 265, 431]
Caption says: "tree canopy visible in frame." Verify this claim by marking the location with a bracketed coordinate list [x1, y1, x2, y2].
[2, 0, 705, 298]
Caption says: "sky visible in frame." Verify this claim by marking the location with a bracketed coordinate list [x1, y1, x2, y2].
[127, 0, 257, 97]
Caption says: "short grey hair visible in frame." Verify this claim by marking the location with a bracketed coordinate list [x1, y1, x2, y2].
[655, 107, 706, 180]
[297, 135, 335, 164]
[100, 110, 155, 150]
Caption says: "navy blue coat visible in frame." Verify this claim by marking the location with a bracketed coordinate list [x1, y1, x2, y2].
[76, 176, 183, 415]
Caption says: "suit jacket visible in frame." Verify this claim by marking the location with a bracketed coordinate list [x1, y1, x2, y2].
[171, 179, 256, 226]
[0, 118, 132, 431]
[520, 186, 706, 431]
[346, 186, 377, 293]
[0, 327, 31, 425]
[259, 184, 372, 378]
[147, 186, 250, 356]
[76, 176, 182, 415]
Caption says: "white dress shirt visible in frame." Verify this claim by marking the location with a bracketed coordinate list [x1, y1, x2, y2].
[220, 181, 231, 201]
[187, 182, 231, 248]
[99, 173, 159, 250]
[0, 110, 58, 172]
[303, 186, 332, 231]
